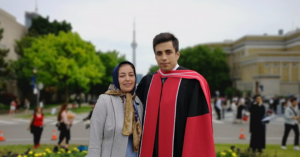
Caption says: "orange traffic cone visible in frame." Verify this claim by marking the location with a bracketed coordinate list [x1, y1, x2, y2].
[0, 131, 5, 142]
[52, 130, 57, 140]
[239, 128, 245, 139]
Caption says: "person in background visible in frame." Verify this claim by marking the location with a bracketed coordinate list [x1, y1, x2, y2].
[83, 99, 96, 129]
[25, 98, 30, 113]
[215, 96, 222, 120]
[53, 103, 72, 152]
[236, 98, 245, 124]
[27, 106, 44, 149]
[231, 99, 237, 123]
[279, 96, 286, 114]
[249, 95, 267, 153]
[39, 99, 44, 108]
[221, 97, 227, 120]
[281, 97, 300, 151]
[9, 98, 17, 116]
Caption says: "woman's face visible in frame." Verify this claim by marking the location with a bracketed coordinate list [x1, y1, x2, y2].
[118, 64, 136, 93]
[37, 108, 42, 113]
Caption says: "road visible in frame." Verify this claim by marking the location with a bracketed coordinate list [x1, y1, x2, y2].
[0, 110, 296, 146]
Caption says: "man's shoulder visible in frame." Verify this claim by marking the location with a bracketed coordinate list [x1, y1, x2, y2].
[141, 72, 156, 81]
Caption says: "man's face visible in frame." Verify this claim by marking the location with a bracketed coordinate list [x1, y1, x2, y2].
[154, 41, 180, 72]
[256, 96, 262, 103]
[292, 100, 298, 107]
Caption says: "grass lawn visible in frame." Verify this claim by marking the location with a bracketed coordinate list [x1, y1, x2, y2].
[0, 144, 298, 156]
[17, 106, 92, 119]
[215, 144, 299, 157]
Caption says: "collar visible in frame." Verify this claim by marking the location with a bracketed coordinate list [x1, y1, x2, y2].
[172, 64, 179, 71]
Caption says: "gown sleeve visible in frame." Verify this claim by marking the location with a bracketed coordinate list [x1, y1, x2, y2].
[182, 80, 215, 157]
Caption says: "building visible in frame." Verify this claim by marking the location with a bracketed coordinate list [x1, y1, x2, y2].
[204, 29, 300, 96]
[25, 11, 39, 28]
[0, 8, 27, 96]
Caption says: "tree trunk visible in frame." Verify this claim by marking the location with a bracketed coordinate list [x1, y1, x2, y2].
[65, 83, 69, 103]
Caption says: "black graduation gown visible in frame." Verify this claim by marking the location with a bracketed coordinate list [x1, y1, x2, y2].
[249, 102, 266, 150]
[136, 66, 211, 157]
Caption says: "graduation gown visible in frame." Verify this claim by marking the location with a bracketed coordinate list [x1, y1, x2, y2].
[137, 67, 215, 157]
[249, 102, 266, 150]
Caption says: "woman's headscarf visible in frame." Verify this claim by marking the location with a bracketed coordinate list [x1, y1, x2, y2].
[104, 61, 141, 152]
[112, 61, 136, 95]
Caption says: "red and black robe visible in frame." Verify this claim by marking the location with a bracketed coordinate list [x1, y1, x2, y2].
[136, 67, 215, 157]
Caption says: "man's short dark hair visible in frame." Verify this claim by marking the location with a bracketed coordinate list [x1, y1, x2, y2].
[153, 32, 179, 53]
[290, 97, 297, 103]
[253, 94, 261, 100]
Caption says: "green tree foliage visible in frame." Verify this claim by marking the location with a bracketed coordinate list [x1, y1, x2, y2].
[90, 51, 126, 96]
[29, 16, 72, 36]
[148, 65, 159, 74]
[178, 45, 231, 95]
[13, 32, 105, 102]
[224, 87, 242, 99]
[0, 23, 10, 91]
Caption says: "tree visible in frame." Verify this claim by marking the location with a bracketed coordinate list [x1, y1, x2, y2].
[29, 16, 72, 36]
[178, 45, 230, 95]
[148, 65, 159, 74]
[0, 22, 10, 92]
[89, 50, 126, 96]
[13, 31, 105, 102]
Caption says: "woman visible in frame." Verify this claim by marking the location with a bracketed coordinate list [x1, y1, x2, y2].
[236, 98, 244, 124]
[53, 103, 72, 152]
[27, 106, 44, 149]
[86, 61, 143, 157]
[10, 98, 17, 116]
[231, 99, 237, 123]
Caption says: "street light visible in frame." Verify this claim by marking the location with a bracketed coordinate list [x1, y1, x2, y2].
[32, 67, 44, 108]
[32, 67, 38, 107]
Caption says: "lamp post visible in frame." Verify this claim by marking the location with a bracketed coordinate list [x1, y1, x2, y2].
[32, 67, 38, 107]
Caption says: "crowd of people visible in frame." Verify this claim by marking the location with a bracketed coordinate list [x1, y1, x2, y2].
[214, 94, 300, 152]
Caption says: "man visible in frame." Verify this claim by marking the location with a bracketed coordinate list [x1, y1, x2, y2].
[249, 95, 267, 153]
[281, 97, 300, 151]
[137, 33, 215, 157]
[215, 96, 222, 120]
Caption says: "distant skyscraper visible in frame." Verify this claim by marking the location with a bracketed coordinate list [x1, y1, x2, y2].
[131, 19, 137, 67]
[25, 12, 39, 28]
[25, 0, 40, 28]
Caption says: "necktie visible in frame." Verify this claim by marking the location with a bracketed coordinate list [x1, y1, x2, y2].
[161, 78, 167, 85]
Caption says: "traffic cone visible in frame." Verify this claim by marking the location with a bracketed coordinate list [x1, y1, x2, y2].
[52, 130, 57, 140]
[0, 131, 5, 142]
[239, 128, 245, 139]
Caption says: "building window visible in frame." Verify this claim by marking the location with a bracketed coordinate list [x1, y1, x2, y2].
[265, 63, 269, 67]
[274, 63, 278, 67]
[293, 63, 297, 67]
[283, 63, 288, 67]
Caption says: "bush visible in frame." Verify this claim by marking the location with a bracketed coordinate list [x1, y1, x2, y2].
[0, 103, 7, 111]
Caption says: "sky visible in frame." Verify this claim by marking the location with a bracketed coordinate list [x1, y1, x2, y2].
[0, 0, 300, 75]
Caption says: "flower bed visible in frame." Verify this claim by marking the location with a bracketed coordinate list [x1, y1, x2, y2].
[1, 147, 87, 157]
